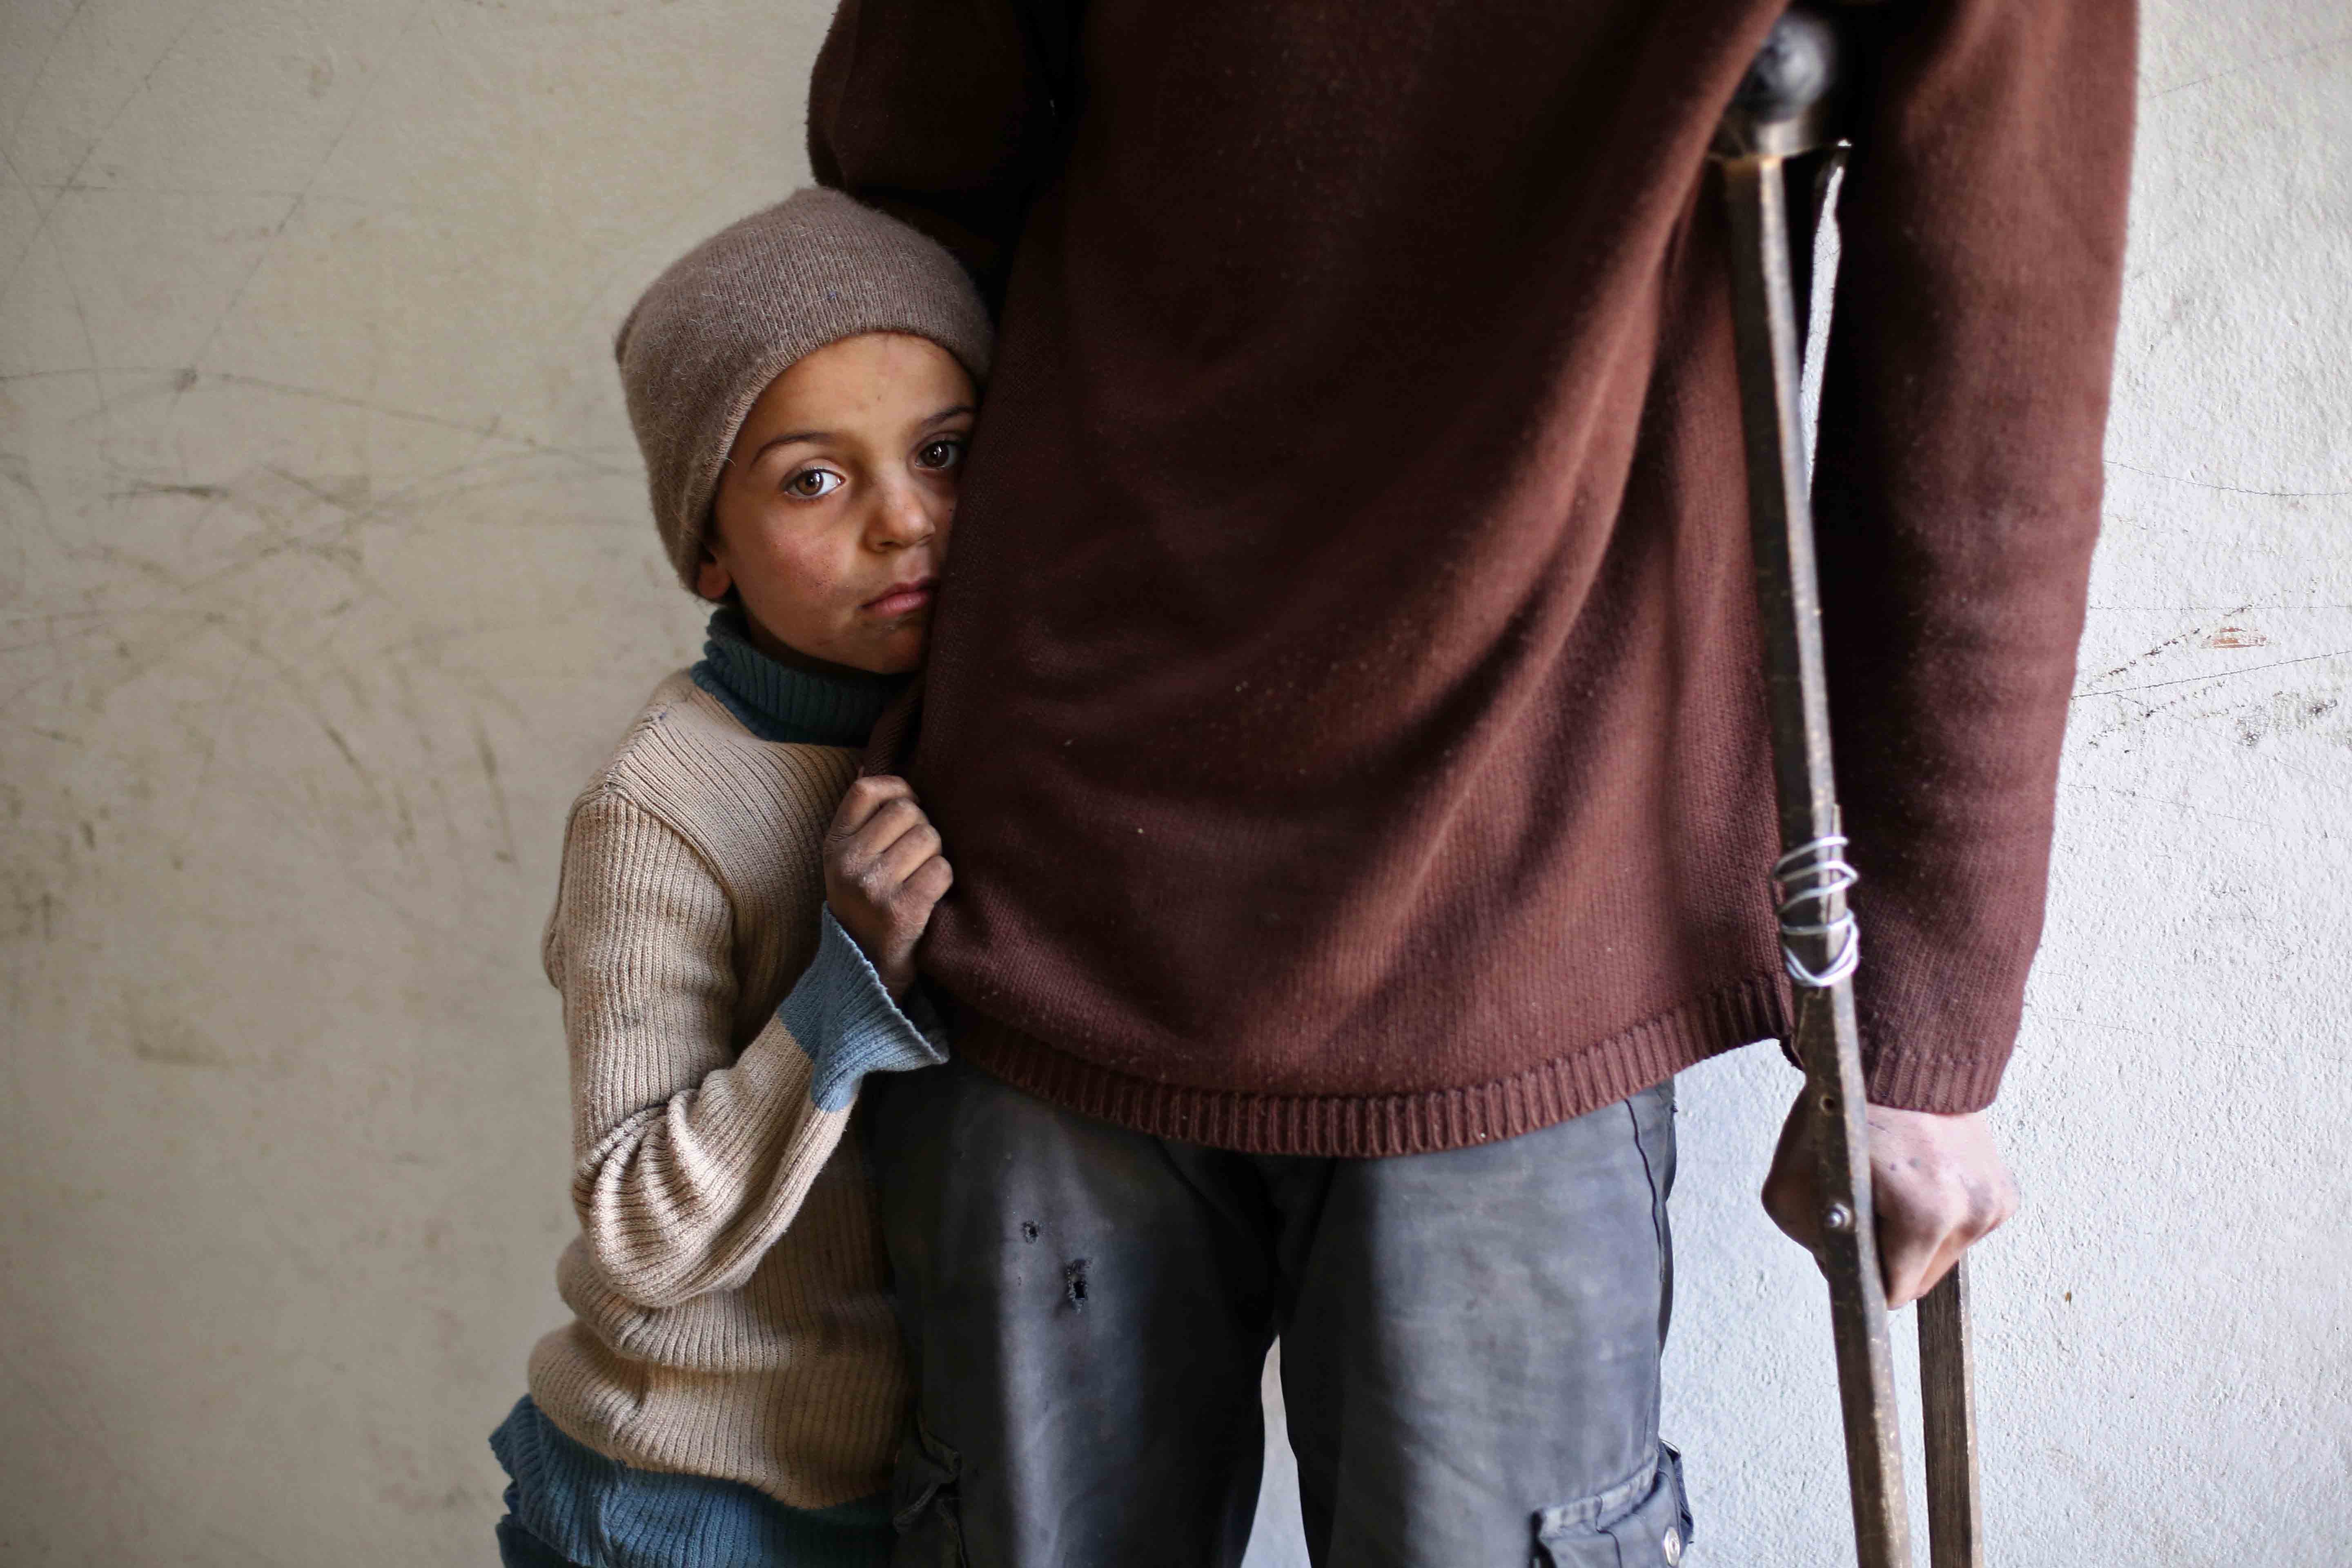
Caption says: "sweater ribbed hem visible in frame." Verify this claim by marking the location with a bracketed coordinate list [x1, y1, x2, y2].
[493, 1394, 893, 1568]
[953, 970, 1793, 1158]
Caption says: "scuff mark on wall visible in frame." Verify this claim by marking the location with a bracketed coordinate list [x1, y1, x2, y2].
[474, 717, 519, 866]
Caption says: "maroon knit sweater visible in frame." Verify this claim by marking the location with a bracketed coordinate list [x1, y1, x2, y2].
[810, 0, 2136, 1156]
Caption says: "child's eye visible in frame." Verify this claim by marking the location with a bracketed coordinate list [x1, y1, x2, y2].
[915, 437, 966, 472]
[784, 468, 843, 499]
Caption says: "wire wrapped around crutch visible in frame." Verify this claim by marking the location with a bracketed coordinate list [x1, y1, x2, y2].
[1773, 833, 1859, 988]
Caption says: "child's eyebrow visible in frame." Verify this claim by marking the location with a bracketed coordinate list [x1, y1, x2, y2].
[747, 406, 972, 466]
[749, 430, 830, 464]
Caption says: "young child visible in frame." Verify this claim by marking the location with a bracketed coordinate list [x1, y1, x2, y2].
[489, 189, 991, 1568]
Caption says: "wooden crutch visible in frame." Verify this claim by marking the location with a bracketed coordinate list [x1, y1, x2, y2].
[1708, 8, 1982, 1567]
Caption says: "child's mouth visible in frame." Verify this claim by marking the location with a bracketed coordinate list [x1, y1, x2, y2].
[862, 577, 937, 618]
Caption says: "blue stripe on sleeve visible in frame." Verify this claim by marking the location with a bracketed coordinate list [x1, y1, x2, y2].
[780, 908, 949, 1111]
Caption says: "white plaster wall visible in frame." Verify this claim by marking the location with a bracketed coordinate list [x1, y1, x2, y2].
[0, 2, 2342, 1564]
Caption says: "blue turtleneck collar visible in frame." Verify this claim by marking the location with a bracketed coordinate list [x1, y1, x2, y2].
[688, 608, 906, 748]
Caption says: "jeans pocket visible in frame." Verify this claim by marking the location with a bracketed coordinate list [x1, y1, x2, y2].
[890, 1415, 969, 1567]
[1532, 1442, 1693, 1568]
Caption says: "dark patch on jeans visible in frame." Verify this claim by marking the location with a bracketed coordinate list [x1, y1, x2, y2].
[1062, 1257, 1090, 1310]
[1020, 1220, 1039, 1243]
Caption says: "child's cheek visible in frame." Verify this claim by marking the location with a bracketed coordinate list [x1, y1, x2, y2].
[764, 531, 855, 612]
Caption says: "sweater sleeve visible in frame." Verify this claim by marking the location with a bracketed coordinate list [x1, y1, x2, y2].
[805, 0, 1077, 305]
[550, 788, 941, 1311]
[1811, 0, 2136, 1110]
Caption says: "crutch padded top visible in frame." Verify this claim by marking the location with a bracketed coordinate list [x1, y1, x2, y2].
[1731, 8, 1842, 126]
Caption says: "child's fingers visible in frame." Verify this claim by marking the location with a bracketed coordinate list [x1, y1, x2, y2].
[831, 795, 922, 871]
[837, 817, 938, 918]
[847, 798, 931, 871]
[870, 821, 944, 891]
[900, 853, 953, 912]
[829, 774, 915, 842]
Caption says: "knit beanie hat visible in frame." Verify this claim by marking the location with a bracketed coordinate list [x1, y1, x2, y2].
[615, 189, 995, 590]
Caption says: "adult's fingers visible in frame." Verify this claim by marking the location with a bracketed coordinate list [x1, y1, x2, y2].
[1766, 1091, 2020, 1307]
[1869, 1119, 2017, 1308]
[1880, 1207, 1982, 1308]
[1874, 1200, 1951, 1310]
[1760, 1088, 1824, 1256]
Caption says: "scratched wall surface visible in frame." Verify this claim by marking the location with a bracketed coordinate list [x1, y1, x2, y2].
[0, 1, 2342, 1564]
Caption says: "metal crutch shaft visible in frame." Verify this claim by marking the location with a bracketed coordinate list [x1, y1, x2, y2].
[1710, 8, 1983, 1567]
[1920, 1253, 1982, 1568]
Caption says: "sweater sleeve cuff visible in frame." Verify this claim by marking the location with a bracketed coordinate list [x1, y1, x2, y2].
[779, 908, 950, 1112]
[1770, 1025, 2010, 1114]
[1862, 1038, 2010, 1114]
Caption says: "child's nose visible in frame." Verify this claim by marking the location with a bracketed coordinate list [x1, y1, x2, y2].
[872, 481, 941, 548]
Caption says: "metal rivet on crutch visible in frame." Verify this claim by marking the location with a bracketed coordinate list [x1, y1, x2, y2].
[1822, 1203, 1854, 1233]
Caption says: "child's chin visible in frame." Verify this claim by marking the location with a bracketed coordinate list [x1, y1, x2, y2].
[864, 629, 927, 675]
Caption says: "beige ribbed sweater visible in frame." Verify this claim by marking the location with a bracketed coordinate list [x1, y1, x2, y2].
[526, 671, 906, 1509]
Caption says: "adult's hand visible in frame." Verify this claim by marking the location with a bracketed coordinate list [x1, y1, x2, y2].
[1761, 1094, 2019, 1309]
[824, 774, 953, 998]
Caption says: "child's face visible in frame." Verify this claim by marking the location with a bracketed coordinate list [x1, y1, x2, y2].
[702, 332, 976, 675]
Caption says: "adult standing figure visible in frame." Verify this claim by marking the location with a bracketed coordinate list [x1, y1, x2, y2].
[810, 1, 2135, 1563]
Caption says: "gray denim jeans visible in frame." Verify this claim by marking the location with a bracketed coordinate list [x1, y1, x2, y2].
[866, 1059, 1690, 1568]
